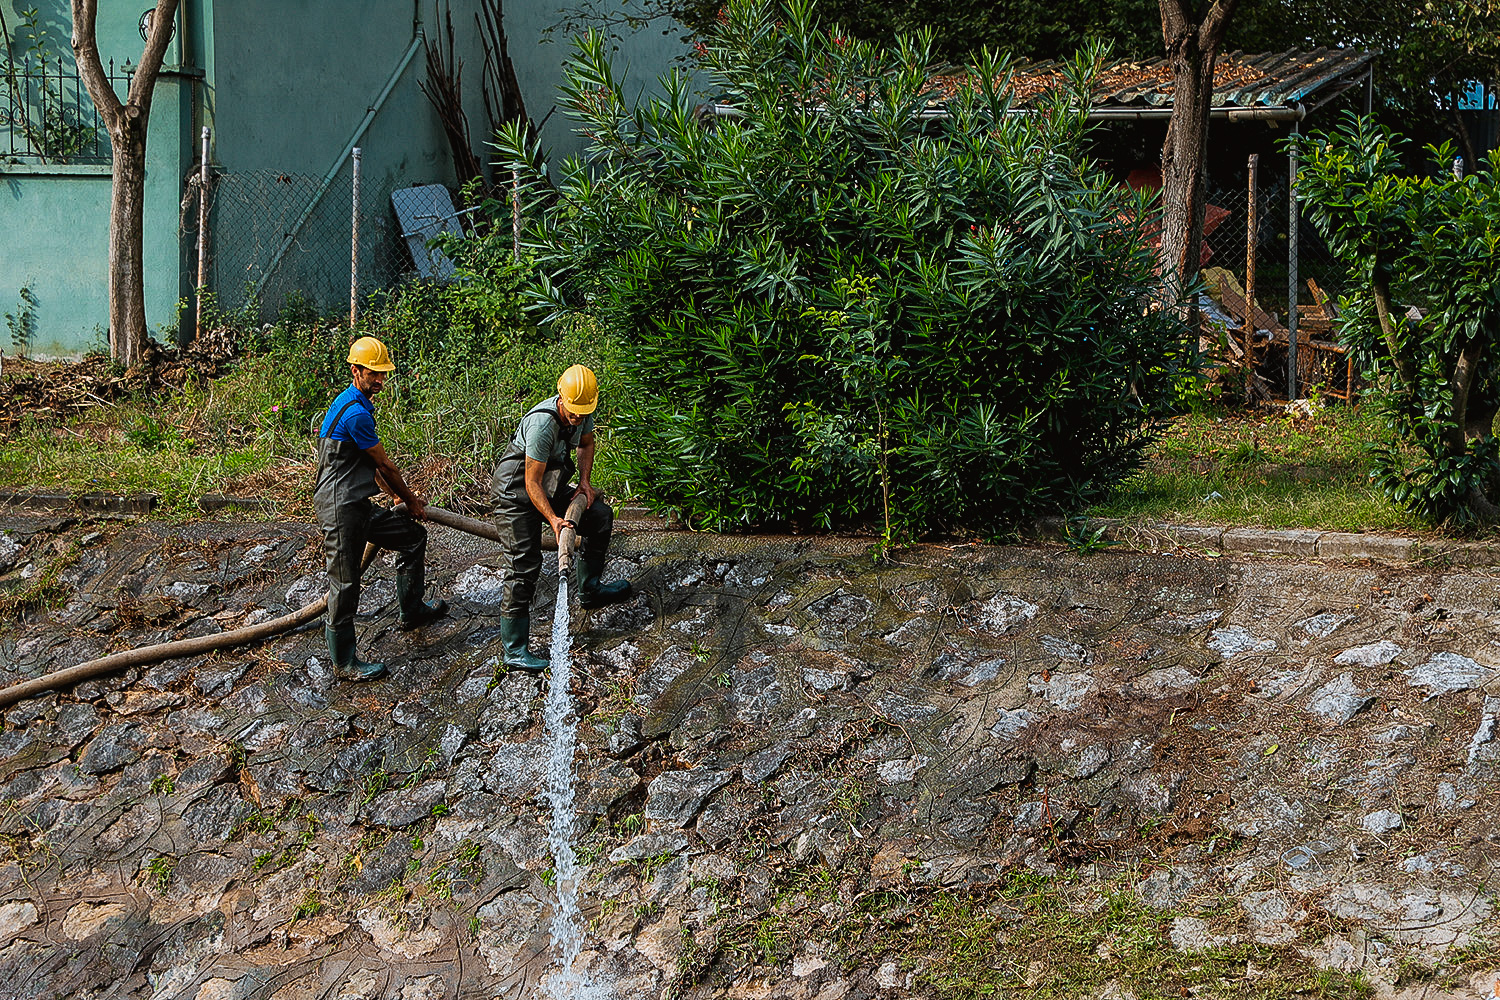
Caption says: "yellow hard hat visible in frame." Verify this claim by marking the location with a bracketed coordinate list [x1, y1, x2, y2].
[558, 364, 599, 415]
[347, 336, 395, 372]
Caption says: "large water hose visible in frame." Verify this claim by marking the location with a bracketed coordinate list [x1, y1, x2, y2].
[0, 495, 591, 710]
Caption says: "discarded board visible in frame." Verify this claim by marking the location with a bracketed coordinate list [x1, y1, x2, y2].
[390, 184, 463, 280]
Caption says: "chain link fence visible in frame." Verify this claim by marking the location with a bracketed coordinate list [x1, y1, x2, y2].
[1201, 158, 1353, 399]
[1204, 172, 1346, 315]
[199, 159, 417, 323]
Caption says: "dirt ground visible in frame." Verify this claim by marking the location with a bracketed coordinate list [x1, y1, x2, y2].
[0, 511, 1497, 1000]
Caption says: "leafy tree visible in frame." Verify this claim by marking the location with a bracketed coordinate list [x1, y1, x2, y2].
[498, 0, 1186, 538]
[552, 0, 1163, 65]
[70, 0, 179, 367]
[1297, 113, 1500, 526]
[1233, 0, 1500, 172]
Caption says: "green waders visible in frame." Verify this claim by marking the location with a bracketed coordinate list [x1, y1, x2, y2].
[314, 397, 445, 681]
[490, 402, 631, 672]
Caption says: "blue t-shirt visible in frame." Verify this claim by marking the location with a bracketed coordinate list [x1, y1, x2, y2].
[319, 384, 379, 451]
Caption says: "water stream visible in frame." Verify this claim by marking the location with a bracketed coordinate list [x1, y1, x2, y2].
[539, 576, 605, 999]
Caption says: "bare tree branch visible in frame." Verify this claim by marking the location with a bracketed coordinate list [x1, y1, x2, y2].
[69, 0, 122, 123]
[129, 0, 180, 108]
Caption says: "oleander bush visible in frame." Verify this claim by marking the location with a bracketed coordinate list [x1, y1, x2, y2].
[1296, 113, 1500, 527]
[498, 0, 1189, 537]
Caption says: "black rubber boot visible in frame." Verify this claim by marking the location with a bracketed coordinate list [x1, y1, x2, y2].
[498, 614, 549, 672]
[325, 624, 387, 682]
[397, 570, 448, 631]
[577, 549, 631, 610]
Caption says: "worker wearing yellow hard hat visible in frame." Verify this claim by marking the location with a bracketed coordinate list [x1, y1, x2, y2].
[490, 364, 632, 671]
[313, 336, 448, 681]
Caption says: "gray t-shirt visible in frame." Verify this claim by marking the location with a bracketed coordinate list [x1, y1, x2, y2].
[519, 394, 593, 466]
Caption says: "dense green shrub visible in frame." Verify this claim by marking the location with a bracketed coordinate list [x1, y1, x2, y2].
[499, 0, 1186, 537]
[1296, 114, 1500, 527]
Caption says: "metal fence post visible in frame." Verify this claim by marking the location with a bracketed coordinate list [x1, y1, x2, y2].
[351, 147, 362, 330]
[1245, 154, 1258, 400]
[511, 168, 521, 259]
[195, 126, 210, 341]
[1287, 129, 1300, 400]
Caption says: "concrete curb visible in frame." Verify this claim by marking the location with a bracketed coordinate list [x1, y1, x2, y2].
[197, 494, 275, 514]
[0, 492, 158, 514]
[0, 492, 1490, 566]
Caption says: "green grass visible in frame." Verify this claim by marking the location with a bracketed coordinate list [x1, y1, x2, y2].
[692, 863, 1373, 1000]
[0, 324, 1437, 537]
[0, 417, 270, 516]
[1089, 400, 1430, 534]
[0, 319, 629, 517]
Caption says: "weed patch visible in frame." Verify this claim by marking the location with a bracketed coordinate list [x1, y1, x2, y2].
[1091, 404, 1428, 533]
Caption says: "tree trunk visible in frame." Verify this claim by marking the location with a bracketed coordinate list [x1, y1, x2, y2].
[107, 119, 149, 366]
[1158, 0, 1241, 305]
[71, 0, 179, 367]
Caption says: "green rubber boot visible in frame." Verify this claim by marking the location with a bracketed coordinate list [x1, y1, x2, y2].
[325, 624, 387, 682]
[397, 570, 448, 631]
[577, 549, 632, 610]
[498, 614, 549, 672]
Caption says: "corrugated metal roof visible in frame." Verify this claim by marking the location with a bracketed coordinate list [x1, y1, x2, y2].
[927, 47, 1376, 114]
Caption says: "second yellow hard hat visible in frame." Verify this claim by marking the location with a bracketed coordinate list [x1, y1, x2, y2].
[558, 364, 599, 415]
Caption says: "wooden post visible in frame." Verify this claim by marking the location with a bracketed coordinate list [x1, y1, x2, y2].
[1287, 128, 1300, 400]
[1244, 154, 1258, 400]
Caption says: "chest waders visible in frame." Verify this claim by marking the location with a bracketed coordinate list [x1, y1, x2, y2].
[314, 396, 446, 681]
[489, 403, 631, 672]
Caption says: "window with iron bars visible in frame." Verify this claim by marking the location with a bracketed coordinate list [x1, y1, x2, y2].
[0, 57, 131, 165]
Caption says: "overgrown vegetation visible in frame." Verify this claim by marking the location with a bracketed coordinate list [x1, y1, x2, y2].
[499, 0, 1187, 539]
[1296, 113, 1500, 528]
[0, 235, 624, 515]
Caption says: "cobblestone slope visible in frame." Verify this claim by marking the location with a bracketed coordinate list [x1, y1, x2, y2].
[0, 514, 1497, 999]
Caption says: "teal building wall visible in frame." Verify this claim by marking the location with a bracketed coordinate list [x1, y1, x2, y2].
[2, 0, 689, 357]
[1, 0, 193, 357]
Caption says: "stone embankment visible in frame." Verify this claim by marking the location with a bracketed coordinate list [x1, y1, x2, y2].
[0, 511, 1497, 999]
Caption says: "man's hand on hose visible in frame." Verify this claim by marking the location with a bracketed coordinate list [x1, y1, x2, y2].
[579, 482, 598, 507]
[404, 496, 428, 520]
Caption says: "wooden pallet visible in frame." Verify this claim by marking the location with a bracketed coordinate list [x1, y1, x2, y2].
[1200, 269, 1357, 402]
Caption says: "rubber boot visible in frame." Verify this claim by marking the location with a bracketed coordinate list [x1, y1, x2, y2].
[498, 614, 549, 672]
[577, 549, 632, 610]
[325, 624, 387, 682]
[397, 570, 448, 631]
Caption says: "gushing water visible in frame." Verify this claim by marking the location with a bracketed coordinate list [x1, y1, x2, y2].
[539, 577, 606, 999]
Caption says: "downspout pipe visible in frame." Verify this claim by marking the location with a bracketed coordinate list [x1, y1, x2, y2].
[251, 27, 425, 300]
